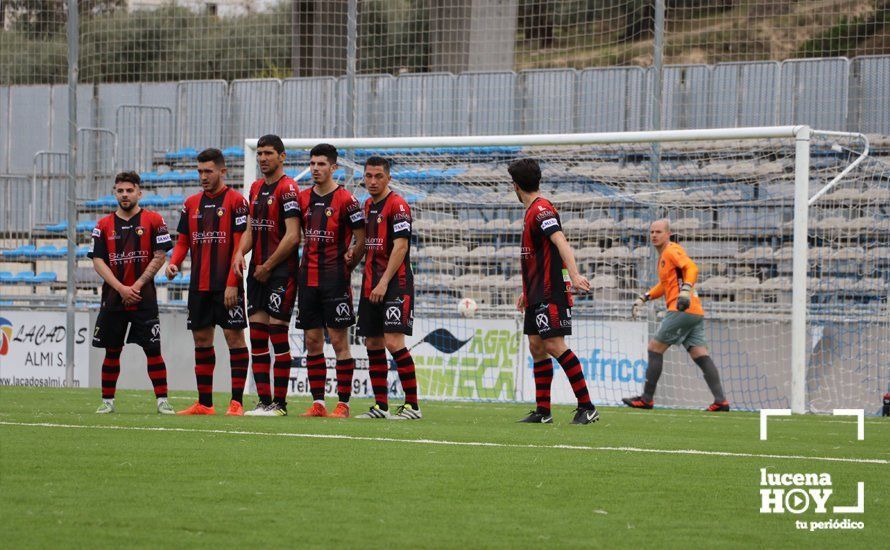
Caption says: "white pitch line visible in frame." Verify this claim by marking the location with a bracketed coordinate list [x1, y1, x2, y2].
[1, 421, 887, 465]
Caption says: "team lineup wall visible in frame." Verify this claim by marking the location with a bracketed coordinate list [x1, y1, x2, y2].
[3, 309, 880, 410]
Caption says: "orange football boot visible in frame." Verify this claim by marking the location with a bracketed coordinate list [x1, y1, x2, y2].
[330, 402, 350, 418]
[225, 400, 244, 416]
[299, 402, 328, 417]
[177, 401, 215, 415]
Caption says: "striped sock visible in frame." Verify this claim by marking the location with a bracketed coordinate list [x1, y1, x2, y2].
[557, 349, 591, 407]
[533, 358, 553, 414]
[195, 346, 216, 407]
[393, 348, 418, 408]
[336, 358, 355, 403]
[101, 347, 122, 400]
[367, 348, 389, 409]
[306, 353, 326, 401]
[250, 322, 271, 405]
[269, 324, 291, 405]
[229, 346, 249, 403]
[144, 347, 168, 398]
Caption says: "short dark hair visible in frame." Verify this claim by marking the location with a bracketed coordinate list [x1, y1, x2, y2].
[310, 143, 338, 164]
[257, 134, 285, 154]
[507, 158, 541, 193]
[114, 171, 141, 187]
[196, 147, 225, 167]
[364, 155, 390, 174]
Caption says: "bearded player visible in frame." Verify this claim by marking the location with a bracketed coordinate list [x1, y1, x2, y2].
[509, 158, 599, 425]
[89, 172, 173, 414]
[296, 143, 366, 418]
[351, 156, 420, 420]
[167, 148, 250, 416]
[623, 219, 730, 411]
[233, 134, 301, 417]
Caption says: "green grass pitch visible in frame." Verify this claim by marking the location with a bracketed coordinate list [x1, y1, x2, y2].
[1, 387, 887, 548]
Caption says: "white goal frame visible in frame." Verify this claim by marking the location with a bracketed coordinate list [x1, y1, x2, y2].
[245, 126, 870, 414]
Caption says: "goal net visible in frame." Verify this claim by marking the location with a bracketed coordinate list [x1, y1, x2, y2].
[245, 127, 888, 414]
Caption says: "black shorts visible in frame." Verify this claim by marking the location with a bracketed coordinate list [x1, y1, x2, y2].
[295, 284, 355, 330]
[356, 293, 414, 337]
[523, 302, 572, 340]
[92, 308, 161, 349]
[187, 290, 248, 330]
[246, 274, 297, 322]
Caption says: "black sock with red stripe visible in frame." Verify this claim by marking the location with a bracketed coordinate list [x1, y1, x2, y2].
[306, 353, 326, 401]
[393, 348, 418, 408]
[195, 346, 215, 407]
[101, 347, 122, 400]
[367, 348, 389, 410]
[144, 347, 168, 398]
[269, 324, 291, 406]
[533, 358, 553, 414]
[229, 346, 249, 404]
[336, 358, 355, 403]
[250, 323, 272, 406]
[557, 349, 592, 409]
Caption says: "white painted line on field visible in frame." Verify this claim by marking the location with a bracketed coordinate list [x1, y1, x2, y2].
[760, 408, 791, 440]
[832, 409, 865, 440]
[1, 421, 886, 465]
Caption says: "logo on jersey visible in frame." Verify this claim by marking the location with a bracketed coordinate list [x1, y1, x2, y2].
[386, 306, 401, 322]
[108, 250, 149, 264]
[156, 233, 172, 244]
[540, 218, 559, 231]
[150, 322, 161, 341]
[304, 229, 334, 242]
[325, 207, 333, 217]
[393, 221, 411, 233]
[335, 302, 351, 317]
[267, 197, 274, 205]
[135, 227, 145, 236]
[283, 201, 299, 212]
[252, 218, 275, 230]
[217, 208, 225, 217]
[349, 210, 364, 223]
[535, 313, 550, 330]
[228, 305, 244, 320]
[91, 227, 102, 238]
[377, 215, 383, 224]
[235, 215, 247, 226]
[192, 231, 226, 243]
[268, 293, 282, 312]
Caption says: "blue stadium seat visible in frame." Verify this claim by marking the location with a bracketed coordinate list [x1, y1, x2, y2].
[84, 195, 118, 208]
[13, 271, 36, 283]
[1, 244, 36, 258]
[45, 221, 68, 233]
[36, 245, 65, 258]
[222, 146, 243, 158]
[34, 271, 57, 283]
[164, 147, 199, 161]
[0, 271, 15, 283]
[76, 245, 90, 258]
[76, 220, 97, 232]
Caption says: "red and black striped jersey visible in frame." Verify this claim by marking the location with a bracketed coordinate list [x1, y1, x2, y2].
[89, 209, 172, 311]
[521, 197, 571, 307]
[361, 192, 413, 298]
[248, 175, 300, 277]
[298, 185, 365, 288]
[175, 186, 249, 291]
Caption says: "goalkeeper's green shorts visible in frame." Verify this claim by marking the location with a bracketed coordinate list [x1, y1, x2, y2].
[654, 311, 707, 350]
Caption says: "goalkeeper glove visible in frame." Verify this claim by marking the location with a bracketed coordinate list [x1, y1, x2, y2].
[677, 282, 693, 311]
[631, 293, 648, 320]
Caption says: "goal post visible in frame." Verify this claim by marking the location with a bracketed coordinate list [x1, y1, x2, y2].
[245, 126, 884, 414]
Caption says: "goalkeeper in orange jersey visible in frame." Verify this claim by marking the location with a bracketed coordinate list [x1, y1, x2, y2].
[623, 219, 730, 412]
